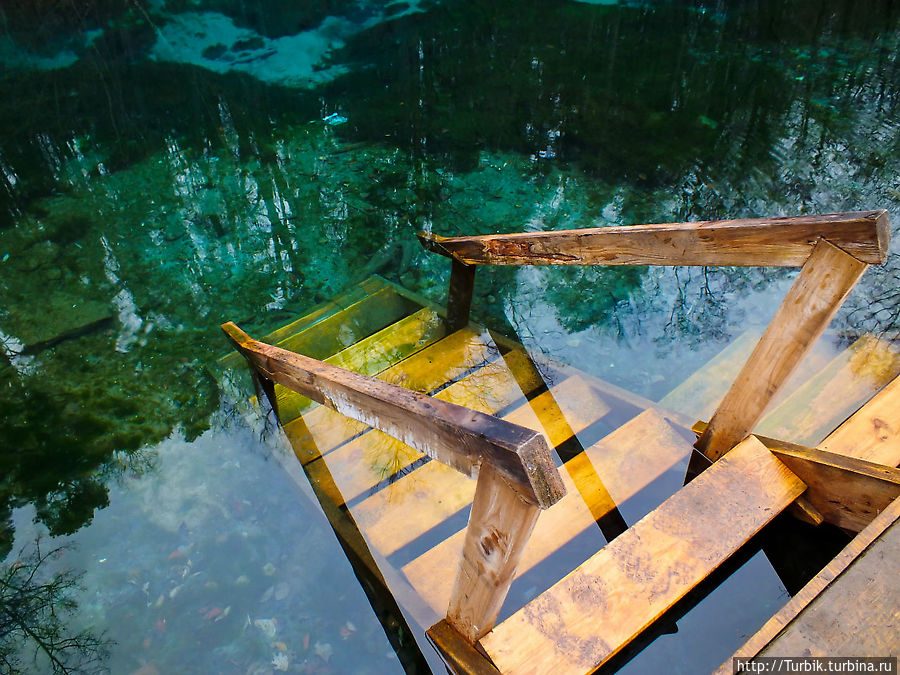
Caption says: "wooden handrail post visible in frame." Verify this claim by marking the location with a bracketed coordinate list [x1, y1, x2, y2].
[696, 238, 869, 461]
[447, 258, 477, 331]
[447, 463, 541, 643]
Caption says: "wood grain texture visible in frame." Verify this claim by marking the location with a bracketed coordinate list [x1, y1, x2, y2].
[222, 322, 565, 508]
[820, 373, 900, 467]
[273, 306, 448, 422]
[480, 436, 806, 675]
[427, 619, 500, 674]
[216, 276, 389, 373]
[756, 334, 900, 446]
[418, 210, 889, 267]
[758, 436, 900, 532]
[447, 464, 542, 642]
[697, 239, 868, 461]
[716, 495, 900, 671]
[402, 409, 694, 615]
[317, 350, 546, 520]
[282, 327, 505, 465]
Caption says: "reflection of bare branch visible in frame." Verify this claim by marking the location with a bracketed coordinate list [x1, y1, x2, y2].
[1, 540, 109, 674]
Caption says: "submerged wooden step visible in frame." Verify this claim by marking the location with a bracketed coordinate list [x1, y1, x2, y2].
[659, 328, 834, 424]
[756, 334, 900, 445]
[272, 306, 447, 422]
[403, 408, 694, 615]
[216, 276, 391, 374]
[819, 372, 900, 467]
[282, 327, 505, 465]
[480, 437, 806, 675]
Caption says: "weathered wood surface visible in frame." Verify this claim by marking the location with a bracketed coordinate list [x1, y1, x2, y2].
[352, 371, 608, 558]
[717, 495, 900, 671]
[757, 436, 900, 532]
[313, 350, 546, 521]
[480, 437, 806, 675]
[272, 306, 448, 422]
[403, 409, 694, 615]
[418, 210, 889, 267]
[447, 258, 477, 331]
[659, 328, 835, 424]
[222, 322, 566, 508]
[283, 327, 504, 465]
[757, 334, 900, 447]
[447, 463, 543, 642]
[427, 619, 500, 674]
[697, 239, 868, 461]
[820, 373, 900, 466]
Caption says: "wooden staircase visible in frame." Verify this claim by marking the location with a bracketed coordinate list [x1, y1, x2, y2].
[217, 211, 900, 673]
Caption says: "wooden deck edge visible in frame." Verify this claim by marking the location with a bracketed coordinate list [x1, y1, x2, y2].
[714, 494, 900, 673]
[427, 619, 501, 675]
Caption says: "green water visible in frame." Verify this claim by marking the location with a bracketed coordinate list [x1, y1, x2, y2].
[1, 0, 898, 672]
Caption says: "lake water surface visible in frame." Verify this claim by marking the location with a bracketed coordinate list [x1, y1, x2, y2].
[1, 1, 899, 673]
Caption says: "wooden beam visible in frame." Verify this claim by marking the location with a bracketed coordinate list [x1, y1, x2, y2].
[418, 210, 889, 267]
[756, 435, 900, 533]
[716, 495, 900, 671]
[480, 436, 807, 675]
[221, 322, 566, 509]
[447, 464, 542, 643]
[427, 619, 500, 674]
[447, 258, 477, 331]
[696, 238, 868, 461]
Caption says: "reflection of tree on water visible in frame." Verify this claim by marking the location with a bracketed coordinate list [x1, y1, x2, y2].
[1, 541, 108, 674]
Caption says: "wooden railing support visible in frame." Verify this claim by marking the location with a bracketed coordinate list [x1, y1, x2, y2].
[222, 321, 567, 646]
[696, 238, 868, 461]
[447, 463, 542, 642]
[448, 258, 477, 331]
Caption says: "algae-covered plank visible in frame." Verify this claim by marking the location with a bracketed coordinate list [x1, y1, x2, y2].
[283, 327, 504, 465]
[317, 350, 547, 519]
[274, 306, 447, 422]
[403, 409, 693, 615]
[819, 372, 900, 467]
[481, 437, 806, 675]
[757, 335, 900, 446]
[216, 276, 389, 373]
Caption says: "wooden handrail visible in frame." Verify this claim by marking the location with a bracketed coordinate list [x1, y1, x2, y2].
[418, 210, 889, 267]
[221, 322, 565, 508]
[221, 321, 567, 642]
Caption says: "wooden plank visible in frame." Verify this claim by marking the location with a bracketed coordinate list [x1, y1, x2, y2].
[480, 436, 806, 675]
[315, 350, 547, 515]
[447, 463, 542, 642]
[757, 334, 900, 446]
[757, 436, 900, 532]
[427, 619, 500, 674]
[222, 322, 566, 508]
[283, 327, 505, 465]
[402, 409, 694, 615]
[761, 517, 900, 656]
[418, 210, 889, 267]
[819, 373, 900, 466]
[216, 276, 389, 373]
[351, 374, 616, 558]
[275, 285, 418, 358]
[659, 329, 835, 424]
[697, 239, 868, 461]
[272, 306, 448, 422]
[716, 496, 900, 671]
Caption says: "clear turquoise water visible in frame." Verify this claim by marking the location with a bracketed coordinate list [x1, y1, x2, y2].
[1, 1, 898, 672]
